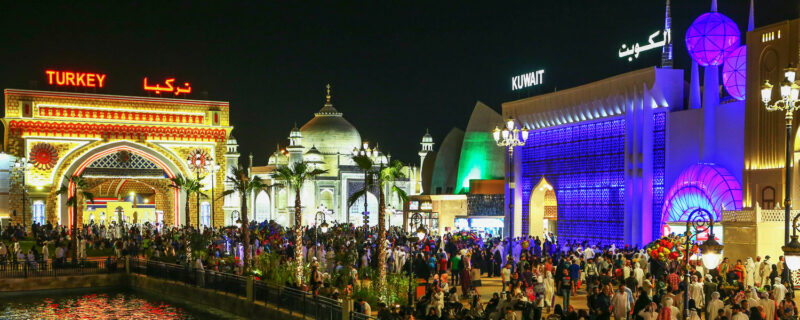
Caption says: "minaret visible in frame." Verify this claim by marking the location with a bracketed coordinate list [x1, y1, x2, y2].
[661, 0, 673, 69]
[224, 134, 241, 212]
[286, 123, 304, 165]
[418, 129, 434, 193]
[748, 0, 754, 32]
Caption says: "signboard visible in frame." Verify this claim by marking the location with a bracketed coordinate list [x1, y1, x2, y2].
[618, 29, 670, 62]
[511, 69, 545, 91]
[144, 77, 192, 96]
[420, 201, 433, 211]
[408, 200, 419, 211]
[46, 70, 106, 88]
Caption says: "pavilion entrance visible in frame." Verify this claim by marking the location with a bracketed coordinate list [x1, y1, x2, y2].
[528, 177, 557, 240]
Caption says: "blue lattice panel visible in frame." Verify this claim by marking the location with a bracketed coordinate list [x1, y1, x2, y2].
[521, 118, 626, 245]
[652, 112, 666, 237]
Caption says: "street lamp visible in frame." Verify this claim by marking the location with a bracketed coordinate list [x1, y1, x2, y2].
[187, 153, 207, 227]
[492, 117, 528, 237]
[407, 211, 427, 305]
[782, 213, 800, 271]
[205, 162, 221, 228]
[681, 208, 723, 320]
[762, 65, 800, 245]
[13, 157, 32, 230]
[352, 142, 383, 233]
[313, 205, 330, 259]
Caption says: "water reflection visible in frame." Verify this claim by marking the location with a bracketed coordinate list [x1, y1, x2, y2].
[1, 292, 220, 319]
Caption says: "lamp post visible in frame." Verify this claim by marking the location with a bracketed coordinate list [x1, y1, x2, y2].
[492, 118, 529, 237]
[352, 142, 383, 236]
[407, 211, 427, 306]
[782, 213, 800, 272]
[681, 208, 724, 320]
[205, 162, 221, 228]
[188, 153, 205, 227]
[762, 66, 800, 245]
[313, 205, 330, 259]
[13, 157, 32, 230]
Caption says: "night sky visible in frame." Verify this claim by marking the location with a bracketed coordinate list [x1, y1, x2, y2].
[0, 1, 796, 165]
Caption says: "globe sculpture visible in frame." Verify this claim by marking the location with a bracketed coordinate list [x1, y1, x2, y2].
[722, 45, 747, 101]
[685, 12, 741, 66]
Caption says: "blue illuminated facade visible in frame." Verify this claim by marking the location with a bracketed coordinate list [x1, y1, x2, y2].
[520, 118, 627, 244]
[652, 112, 666, 238]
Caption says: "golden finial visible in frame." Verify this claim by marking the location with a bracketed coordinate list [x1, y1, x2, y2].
[326, 84, 332, 105]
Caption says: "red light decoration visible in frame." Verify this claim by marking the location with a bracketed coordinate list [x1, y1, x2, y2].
[29, 142, 59, 170]
[187, 148, 210, 172]
[45, 70, 106, 88]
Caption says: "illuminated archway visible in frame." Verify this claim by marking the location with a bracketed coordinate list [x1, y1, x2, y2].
[254, 190, 270, 222]
[57, 141, 184, 227]
[348, 192, 379, 227]
[528, 177, 556, 239]
[661, 163, 742, 233]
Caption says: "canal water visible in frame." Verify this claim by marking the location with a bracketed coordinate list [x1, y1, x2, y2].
[0, 290, 243, 319]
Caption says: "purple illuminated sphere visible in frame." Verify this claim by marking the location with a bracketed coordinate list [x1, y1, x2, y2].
[685, 12, 741, 66]
[722, 45, 747, 101]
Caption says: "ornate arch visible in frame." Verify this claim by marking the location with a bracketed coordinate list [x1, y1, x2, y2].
[54, 140, 186, 227]
[661, 163, 742, 228]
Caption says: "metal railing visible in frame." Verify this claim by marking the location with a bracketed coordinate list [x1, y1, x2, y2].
[0, 259, 120, 278]
[130, 258, 345, 320]
[352, 311, 380, 320]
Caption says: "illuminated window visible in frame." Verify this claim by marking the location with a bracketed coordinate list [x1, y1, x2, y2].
[32, 201, 45, 225]
[762, 186, 776, 209]
[200, 202, 211, 227]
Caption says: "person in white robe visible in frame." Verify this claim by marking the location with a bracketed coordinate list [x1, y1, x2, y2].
[745, 257, 756, 288]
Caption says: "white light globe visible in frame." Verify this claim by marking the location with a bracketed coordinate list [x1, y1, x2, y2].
[701, 251, 722, 270]
[786, 255, 800, 271]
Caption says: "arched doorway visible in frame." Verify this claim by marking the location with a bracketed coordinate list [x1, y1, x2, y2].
[529, 177, 557, 240]
[56, 141, 185, 227]
[348, 192, 379, 227]
[661, 163, 742, 235]
[254, 190, 270, 222]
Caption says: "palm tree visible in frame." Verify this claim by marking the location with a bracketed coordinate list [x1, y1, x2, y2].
[221, 165, 271, 273]
[273, 161, 327, 285]
[56, 174, 94, 263]
[169, 174, 202, 226]
[348, 156, 408, 299]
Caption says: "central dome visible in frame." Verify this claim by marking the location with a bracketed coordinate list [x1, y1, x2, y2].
[299, 86, 362, 155]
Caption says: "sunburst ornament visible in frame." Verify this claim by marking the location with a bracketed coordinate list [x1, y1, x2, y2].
[187, 148, 211, 172]
[29, 143, 59, 170]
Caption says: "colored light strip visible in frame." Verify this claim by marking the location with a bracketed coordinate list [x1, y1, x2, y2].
[37, 105, 205, 125]
[5, 89, 228, 108]
[9, 120, 226, 142]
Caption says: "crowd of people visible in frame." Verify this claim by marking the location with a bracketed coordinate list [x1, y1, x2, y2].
[1, 220, 799, 320]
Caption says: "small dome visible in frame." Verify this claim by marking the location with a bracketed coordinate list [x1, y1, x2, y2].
[299, 85, 362, 155]
[227, 133, 238, 144]
[422, 129, 433, 143]
[268, 147, 288, 165]
[303, 146, 324, 164]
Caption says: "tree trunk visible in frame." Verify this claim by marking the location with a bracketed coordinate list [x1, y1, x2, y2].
[294, 187, 303, 285]
[71, 201, 79, 263]
[241, 193, 250, 273]
[185, 191, 191, 226]
[377, 178, 387, 300]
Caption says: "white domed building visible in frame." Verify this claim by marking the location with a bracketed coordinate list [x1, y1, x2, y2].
[246, 85, 416, 227]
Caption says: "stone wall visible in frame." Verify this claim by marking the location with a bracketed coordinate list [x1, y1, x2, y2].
[0, 273, 125, 292]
